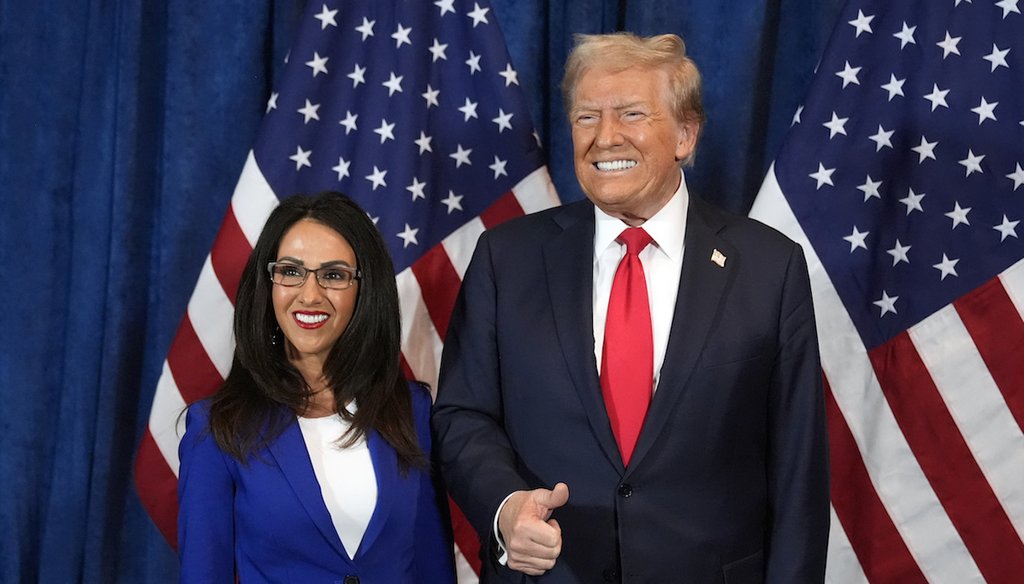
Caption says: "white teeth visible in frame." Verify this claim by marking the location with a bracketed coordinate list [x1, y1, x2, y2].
[295, 313, 328, 324]
[595, 160, 637, 171]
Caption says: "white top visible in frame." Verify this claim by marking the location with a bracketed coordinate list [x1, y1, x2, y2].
[592, 169, 689, 391]
[297, 406, 378, 559]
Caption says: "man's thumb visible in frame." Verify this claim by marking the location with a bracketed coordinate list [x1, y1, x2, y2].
[537, 482, 569, 511]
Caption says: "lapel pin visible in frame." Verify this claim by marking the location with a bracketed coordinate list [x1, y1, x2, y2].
[711, 248, 727, 268]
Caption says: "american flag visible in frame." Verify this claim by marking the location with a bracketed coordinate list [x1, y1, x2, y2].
[133, 0, 558, 580]
[750, 1, 1024, 581]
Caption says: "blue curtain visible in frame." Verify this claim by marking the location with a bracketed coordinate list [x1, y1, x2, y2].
[0, 0, 842, 581]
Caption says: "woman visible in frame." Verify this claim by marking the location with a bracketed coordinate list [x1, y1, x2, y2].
[178, 192, 455, 583]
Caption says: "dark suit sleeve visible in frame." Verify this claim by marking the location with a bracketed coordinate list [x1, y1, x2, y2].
[765, 244, 830, 582]
[410, 384, 457, 582]
[432, 230, 531, 544]
[177, 402, 235, 584]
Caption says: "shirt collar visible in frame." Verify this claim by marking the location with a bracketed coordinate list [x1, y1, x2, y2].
[593, 168, 689, 261]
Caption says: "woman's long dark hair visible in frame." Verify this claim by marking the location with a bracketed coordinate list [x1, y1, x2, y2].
[207, 192, 422, 470]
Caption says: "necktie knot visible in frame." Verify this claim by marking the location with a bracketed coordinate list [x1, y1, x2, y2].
[618, 227, 653, 257]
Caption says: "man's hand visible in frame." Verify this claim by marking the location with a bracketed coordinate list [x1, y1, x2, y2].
[498, 482, 570, 576]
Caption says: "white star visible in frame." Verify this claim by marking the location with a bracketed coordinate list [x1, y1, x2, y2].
[466, 51, 482, 74]
[1007, 163, 1024, 190]
[887, 239, 911, 266]
[414, 131, 433, 154]
[996, 0, 1021, 18]
[533, 131, 542, 146]
[266, 92, 278, 113]
[450, 144, 472, 167]
[339, 111, 358, 134]
[365, 166, 388, 190]
[994, 215, 1020, 241]
[397, 223, 419, 248]
[373, 119, 396, 144]
[959, 149, 985, 176]
[843, 226, 870, 252]
[467, 2, 490, 27]
[823, 111, 849, 138]
[835, 61, 862, 87]
[858, 175, 883, 201]
[911, 136, 938, 163]
[923, 84, 950, 111]
[936, 31, 962, 58]
[983, 44, 1011, 71]
[428, 38, 448, 62]
[348, 63, 367, 87]
[873, 291, 899, 316]
[944, 201, 972, 228]
[305, 52, 328, 77]
[355, 18, 375, 41]
[492, 109, 514, 133]
[499, 63, 519, 86]
[880, 74, 906, 101]
[971, 97, 998, 124]
[894, 22, 917, 49]
[809, 163, 835, 189]
[458, 98, 479, 121]
[422, 84, 440, 108]
[332, 157, 350, 180]
[791, 105, 803, 126]
[406, 177, 427, 201]
[442, 190, 464, 214]
[434, 0, 456, 16]
[933, 254, 959, 280]
[289, 146, 311, 170]
[868, 125, 894, 151]
[314, 4, 338, 29]
[297, 99, 320, 124]
[899, 188, 925, 215]
[382, 72, 404, 96]
[848, 10, 875, 36]
[392, 24, 412, 48]
[955, 0, 973, 5]
[489, 156, 508, 179]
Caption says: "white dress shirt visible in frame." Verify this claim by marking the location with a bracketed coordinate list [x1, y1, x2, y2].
[298, 404, 378, 560]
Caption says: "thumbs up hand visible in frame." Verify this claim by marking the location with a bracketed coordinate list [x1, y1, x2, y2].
[498, 482, 570, 576]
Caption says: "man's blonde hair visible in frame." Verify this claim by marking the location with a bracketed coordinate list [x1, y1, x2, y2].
[561, 32, 705, 167]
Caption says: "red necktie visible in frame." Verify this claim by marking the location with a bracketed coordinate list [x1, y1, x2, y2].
[600, 227, 654, 466]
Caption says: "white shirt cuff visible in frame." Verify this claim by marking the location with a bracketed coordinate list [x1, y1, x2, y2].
[492, 492, 517, 566]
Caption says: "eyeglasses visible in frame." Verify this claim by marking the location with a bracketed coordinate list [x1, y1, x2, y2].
[267, 262, 361, 290]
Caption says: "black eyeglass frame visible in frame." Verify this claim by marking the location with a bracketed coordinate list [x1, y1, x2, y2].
[266, 261, 362, 290]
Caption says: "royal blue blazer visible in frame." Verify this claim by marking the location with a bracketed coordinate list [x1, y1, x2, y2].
[178, 382, 455, 583]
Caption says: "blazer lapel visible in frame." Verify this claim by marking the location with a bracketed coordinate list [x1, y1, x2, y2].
[266, 418, 351, 562]
[352, 429, 395, 559]
[543, 201, 625, 473]
[628, 196, 736, 472]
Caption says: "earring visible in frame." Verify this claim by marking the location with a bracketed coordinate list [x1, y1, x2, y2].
[271, 326, 282, 346]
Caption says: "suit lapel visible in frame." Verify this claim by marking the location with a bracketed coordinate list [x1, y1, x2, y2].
[352, 429, 395, 559]
[628, 196, 736, 472]
[266, 418, 351, 562]
[544, 201, 625, 473]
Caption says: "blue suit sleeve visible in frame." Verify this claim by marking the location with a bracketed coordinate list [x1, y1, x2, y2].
[410, 384, 456, 582]
[177, 402, 236, 583]
[764, 245, 830, 582]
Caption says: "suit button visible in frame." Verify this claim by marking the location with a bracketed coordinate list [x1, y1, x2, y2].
[602, 567, 620, 581]
[343, 576, 359, 584]
[618, 483, 632, 498]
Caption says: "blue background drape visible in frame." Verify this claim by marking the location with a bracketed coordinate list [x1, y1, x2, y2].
[0, 0, 842, 581]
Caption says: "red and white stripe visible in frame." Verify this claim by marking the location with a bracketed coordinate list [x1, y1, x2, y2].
[752, 166, 1024, 583]
[134, 151, 558, 582]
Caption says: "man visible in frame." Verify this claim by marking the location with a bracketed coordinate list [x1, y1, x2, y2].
[433, 32, 829, 583]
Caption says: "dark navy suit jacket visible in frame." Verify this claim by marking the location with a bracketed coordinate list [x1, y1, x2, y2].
[178, 382, 455, 583]
[433, 197, 829, 583]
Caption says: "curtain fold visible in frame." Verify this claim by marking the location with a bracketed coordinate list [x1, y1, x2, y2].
[0, 1, 842, 581]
